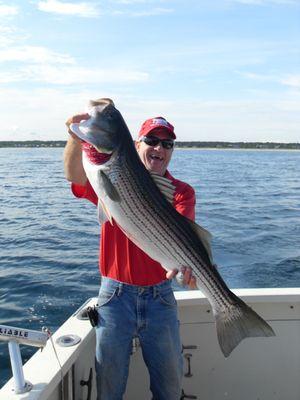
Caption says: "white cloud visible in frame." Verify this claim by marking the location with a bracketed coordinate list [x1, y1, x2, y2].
[0, 3, 18, 17]
[150, 39, 294, 72]
[1, 87, 299, 142]
[0, 70, 26, 83]
[239, 71, 300, 90]
[37, 0, 100, 17]
[171, 99, 300, 142]
[36, 0, 172, 18]
[0, 87, 127, 140]
[26, 64, 149, 84]
[0, 88, 77, 140]
[111, 7, 172, 17]
[229, 0, 298, 5]
[0, 46, 74, 64]
[0, 6, 19, 46]
[129, 7, 172, 16]
[112, 0, 170, 4]
[0, 25, 16, 34]
[121, 96, 300, 142]
[113, 0, 148, 4]
[0, 33, 14, 47]
[230, 0, 263, 4]
[0, 63, 149, 84]
[239, 71, 274, 81]
[0, 41, 148, 85]
[281, 75, 300, 89]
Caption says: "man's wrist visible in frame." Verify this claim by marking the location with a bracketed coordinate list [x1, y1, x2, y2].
[67, 131, 82, 144]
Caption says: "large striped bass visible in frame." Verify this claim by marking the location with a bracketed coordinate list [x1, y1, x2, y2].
[70, 99, 275, 357]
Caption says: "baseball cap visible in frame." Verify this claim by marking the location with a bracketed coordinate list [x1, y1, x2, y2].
[138, 117, 176, 139]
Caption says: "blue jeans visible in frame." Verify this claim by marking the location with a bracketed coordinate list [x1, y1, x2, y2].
[95, 277, 183, 400]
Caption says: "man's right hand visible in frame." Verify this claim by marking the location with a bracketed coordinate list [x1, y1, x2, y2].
[63, 113, 90, 185]
[65, 113, 90, 141]
[166, 267, 197, 290]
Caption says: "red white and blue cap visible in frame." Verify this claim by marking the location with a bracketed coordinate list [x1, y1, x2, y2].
[138, 117, 176, 139]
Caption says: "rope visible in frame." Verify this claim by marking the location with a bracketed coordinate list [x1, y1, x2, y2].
[43, 327, 65, 400]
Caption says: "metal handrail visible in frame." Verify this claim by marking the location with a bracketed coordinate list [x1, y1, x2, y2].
[0, 324, 48, 394]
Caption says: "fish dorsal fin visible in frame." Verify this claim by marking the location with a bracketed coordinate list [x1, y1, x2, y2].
[97, 199, 113, 225]
[150, 172, 176, 204]
[99, 170, 121, 202]
[185, 218, 214, 264]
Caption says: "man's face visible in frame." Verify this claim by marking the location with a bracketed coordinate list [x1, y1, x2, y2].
[135, 129, 174, 176]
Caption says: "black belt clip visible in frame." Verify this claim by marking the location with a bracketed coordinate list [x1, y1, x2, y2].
[86, 306, 99, 327]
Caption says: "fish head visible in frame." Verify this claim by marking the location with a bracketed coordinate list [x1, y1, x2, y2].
[70, 98, 122, 154]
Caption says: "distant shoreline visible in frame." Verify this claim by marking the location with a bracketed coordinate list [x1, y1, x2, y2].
[177, 147, 300, 152]
[0, 140, 299, 150]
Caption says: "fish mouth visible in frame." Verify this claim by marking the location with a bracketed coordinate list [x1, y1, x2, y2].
[70, 98, 115, 143]
[70, 117, 113, 151]
[70, 122, 114, 154]
[70, 98, 119, 154]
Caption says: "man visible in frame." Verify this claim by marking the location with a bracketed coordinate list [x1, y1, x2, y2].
[64, 105, 196, 400]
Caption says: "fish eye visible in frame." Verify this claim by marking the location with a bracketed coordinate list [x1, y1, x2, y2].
[105, 110, 114, 119]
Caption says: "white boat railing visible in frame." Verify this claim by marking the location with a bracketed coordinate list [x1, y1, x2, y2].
[0, 325, 48, 394]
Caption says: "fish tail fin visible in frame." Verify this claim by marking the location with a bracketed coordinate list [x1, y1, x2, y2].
[215, 298, 275, 357]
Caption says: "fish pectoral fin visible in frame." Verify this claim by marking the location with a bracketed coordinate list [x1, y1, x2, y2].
[97, 199, 113, 225]
[99, 171, 121, 202]
[150, 172, 176, 203]
[185, 218, 214, 264]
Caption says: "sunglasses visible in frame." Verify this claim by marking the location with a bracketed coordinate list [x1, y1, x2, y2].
[139, 136, 174, 150]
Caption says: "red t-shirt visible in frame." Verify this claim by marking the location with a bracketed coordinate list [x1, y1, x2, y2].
[72, 171, 195, 286]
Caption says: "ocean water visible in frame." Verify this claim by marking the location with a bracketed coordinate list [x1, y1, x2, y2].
[0, 148, 299, 386]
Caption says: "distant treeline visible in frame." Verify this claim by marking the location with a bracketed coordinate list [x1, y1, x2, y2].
[177, 141, 300, 149]
[0, 141, 66, 148]
[0, 140, 299, 149]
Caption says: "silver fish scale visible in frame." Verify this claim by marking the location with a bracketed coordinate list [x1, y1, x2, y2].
[108, 156, 233, 311]
[110, 162, 178, 261]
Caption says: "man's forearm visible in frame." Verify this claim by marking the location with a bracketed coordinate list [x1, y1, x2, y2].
[63, 136, 87, 185]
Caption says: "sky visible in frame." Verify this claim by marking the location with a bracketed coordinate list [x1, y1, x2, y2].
[0, 0, 299, 142]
